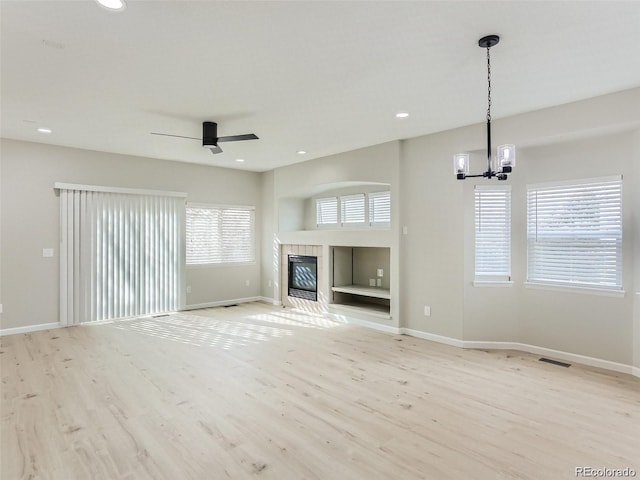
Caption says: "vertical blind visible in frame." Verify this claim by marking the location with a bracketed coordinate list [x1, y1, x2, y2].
[369, 191, 391, 225]
[186, 204, 255, 264]
[58, 184, 185, 325]
[526, 176, 622, 290]
[316, 197, 338, 225]
[341, 194, 366, 224]
[475, 186, 511, 281]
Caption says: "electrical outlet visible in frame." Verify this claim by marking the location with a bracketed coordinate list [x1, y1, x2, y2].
[369, 278, 376, 287]
[245, 280, 250, 287]
[376, 278, 382, 287]
[42, 248, 54, 257]
[186, 285, 192, 294]
[377, 268, 384, 278]
[424, 306, 431, 316]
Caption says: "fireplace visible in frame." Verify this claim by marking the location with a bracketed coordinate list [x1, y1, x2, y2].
[288, 255, 318, 301]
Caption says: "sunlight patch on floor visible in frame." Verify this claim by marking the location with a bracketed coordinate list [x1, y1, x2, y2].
[110, 311, 294, 350]
[248, 309, 344, 330]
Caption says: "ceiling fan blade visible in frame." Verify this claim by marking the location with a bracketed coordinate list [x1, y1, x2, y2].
[151, 132, 200, 140]
[207, 144, 223, 155]
[217, 133, 259, 143]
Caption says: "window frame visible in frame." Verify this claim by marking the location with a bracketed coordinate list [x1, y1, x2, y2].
[315, 196, 339, 228]
[186, 202, 256, 267]
[474, 185, 512, 285]
[525, 175, 623, 293]
[315, 190, 391, 230]
[368, 190, 391, 227]
[340, 193, 366, 226]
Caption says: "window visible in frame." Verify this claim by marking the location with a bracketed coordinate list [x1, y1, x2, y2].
[316, 191, 391, 229]
[526, 176, 622, 290]
[186, 204, 255, 265]
[341, 194, 366, 224]
[475, 186, 511, 282]
[316, 197, 338, 226]
[369, 191, 391, 225]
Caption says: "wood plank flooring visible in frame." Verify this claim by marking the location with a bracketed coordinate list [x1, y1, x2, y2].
[1, 302, 639, 479]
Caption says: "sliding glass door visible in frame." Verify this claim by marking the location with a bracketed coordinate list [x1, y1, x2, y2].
[57, 184, 185, 325]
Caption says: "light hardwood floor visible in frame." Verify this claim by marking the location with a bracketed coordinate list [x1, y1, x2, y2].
[1, 302, 639, 479]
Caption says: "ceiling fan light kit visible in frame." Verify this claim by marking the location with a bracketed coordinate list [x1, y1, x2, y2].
[454, 34, 515, 181]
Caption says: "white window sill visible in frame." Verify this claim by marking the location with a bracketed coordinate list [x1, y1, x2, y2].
[524, 282, 625, 298]
[473, 280, 513, 288]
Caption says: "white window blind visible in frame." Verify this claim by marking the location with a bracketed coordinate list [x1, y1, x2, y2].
[316, 197, 338, 225]
[527, 176, 622, 290]
[369, 191, 391, 225]
[475, 186, 511, 281]
[341, 194, 365, 224]
[186, 204, 255, 265]
[57, 184, 185, 325]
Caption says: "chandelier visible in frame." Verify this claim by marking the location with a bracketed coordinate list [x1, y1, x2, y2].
[454, 35, 515, 181]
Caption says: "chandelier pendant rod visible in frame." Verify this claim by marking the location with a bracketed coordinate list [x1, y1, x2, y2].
[485, 40, 493, 177]
[453, 34, 515, 181]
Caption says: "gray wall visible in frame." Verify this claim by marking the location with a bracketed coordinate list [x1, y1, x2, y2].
[2, 88, 639, 368]
[633, 130, 640, 369]
[399, 88, 640, 365]
[264, 141, 401, 325]
[0, 139, 262, 329]
[266, 88, 639, 366]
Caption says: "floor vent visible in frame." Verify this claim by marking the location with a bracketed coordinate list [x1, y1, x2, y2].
[152, 314, 170, 318]
[539, 357, 571, 368]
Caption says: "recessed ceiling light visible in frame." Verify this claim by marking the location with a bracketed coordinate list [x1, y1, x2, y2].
[95, 0, 126, 11]
[235, 158, 245, 163]
[37, 128, 52, 134]
[297, 150, 307, 155]
[396, 112, 409, 118]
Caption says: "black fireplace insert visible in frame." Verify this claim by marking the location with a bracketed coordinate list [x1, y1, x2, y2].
[288, 255, 317, 301]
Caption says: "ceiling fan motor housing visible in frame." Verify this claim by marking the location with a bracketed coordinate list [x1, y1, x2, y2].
[202, 121, 218, 146]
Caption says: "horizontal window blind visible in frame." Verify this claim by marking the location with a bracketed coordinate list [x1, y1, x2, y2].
[341, 194, 365, 224]
[369, 191, 391, 225]
[527, 176, 622, 290]
[186, 204, 255, 265]
[475, 186, 511, 281]
[316, 197, 338, 225]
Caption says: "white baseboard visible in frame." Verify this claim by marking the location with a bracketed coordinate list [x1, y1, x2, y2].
[258, 296, 282, 306]
[0, 322, 61, 337]
[398, 328, 638, 377]
[400, 328, 465, 348]
[181, 296, 262, 311]
[503, 342, 635, 376]
[340, 315, 400, 334]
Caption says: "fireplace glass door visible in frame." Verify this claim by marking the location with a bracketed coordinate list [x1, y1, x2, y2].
[288, 255, 318, 301]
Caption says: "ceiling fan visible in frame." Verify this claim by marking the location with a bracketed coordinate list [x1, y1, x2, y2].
[151, 121, 258, 155]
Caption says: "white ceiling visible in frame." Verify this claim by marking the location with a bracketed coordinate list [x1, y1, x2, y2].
[2, 1, 640, 172]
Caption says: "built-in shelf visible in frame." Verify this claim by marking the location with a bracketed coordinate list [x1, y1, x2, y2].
[329, 302, 391, 319]
[331, 246, 391, 318]
[331, 285, 390, 300]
